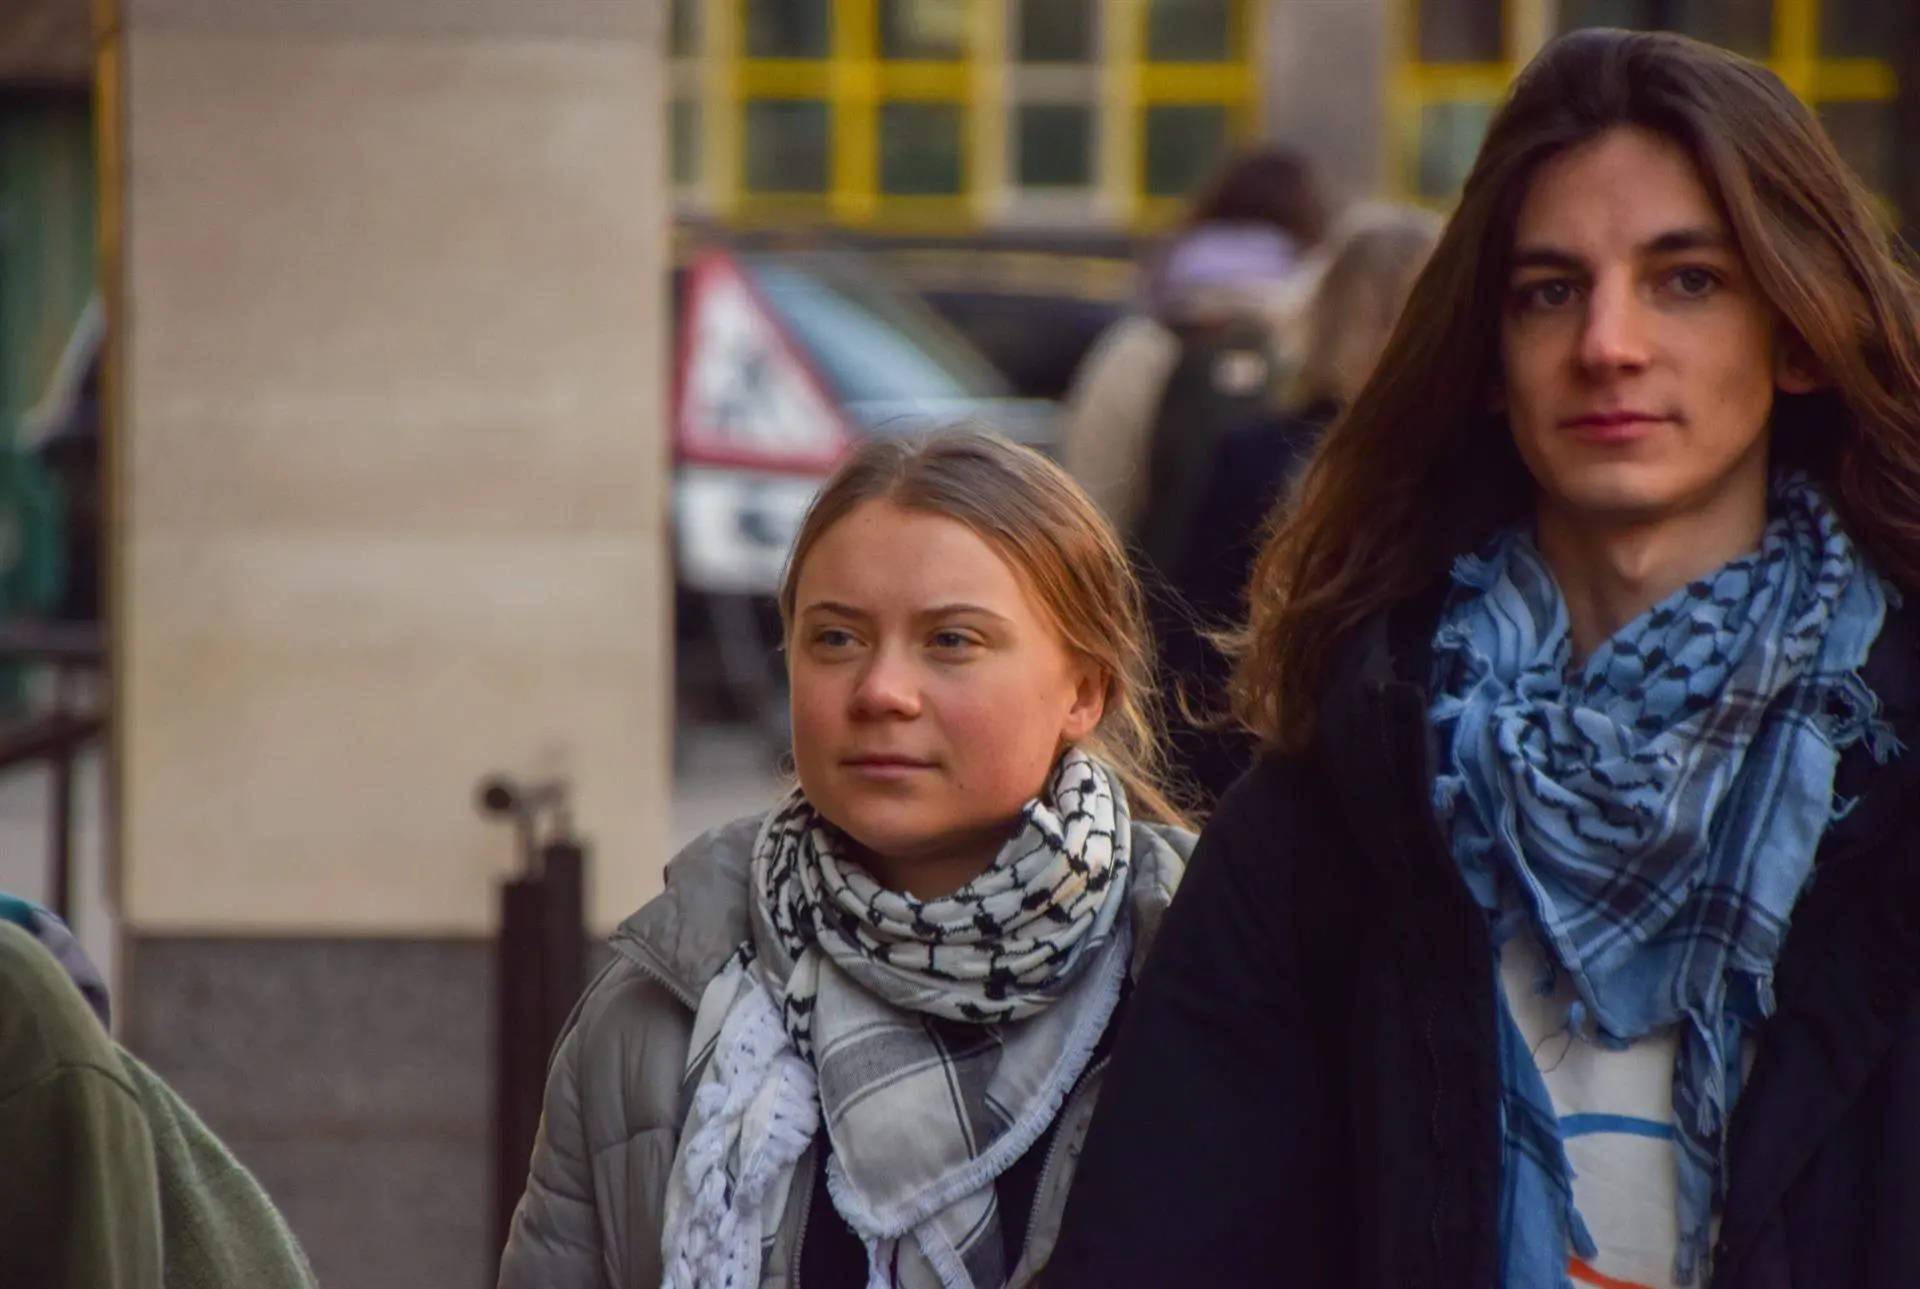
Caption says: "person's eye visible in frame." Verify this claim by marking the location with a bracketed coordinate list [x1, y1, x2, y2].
[811, 627, 858, 650]
[1665, 265, 1722, 298]
[928, 629, 980, 653]
[1514, 279, 1577, 312]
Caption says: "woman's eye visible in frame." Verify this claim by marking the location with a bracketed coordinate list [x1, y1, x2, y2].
[812, 628, 857, 649]
[929, 630, 977, 652]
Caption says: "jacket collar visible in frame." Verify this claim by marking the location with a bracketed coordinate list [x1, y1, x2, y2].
[609, 815, 762, 1008]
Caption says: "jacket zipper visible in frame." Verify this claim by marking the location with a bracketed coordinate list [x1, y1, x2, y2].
[789, 1142, 817, 1286]
[613, 937, 702, 1010]
[1012, 1056, 1111, 1283]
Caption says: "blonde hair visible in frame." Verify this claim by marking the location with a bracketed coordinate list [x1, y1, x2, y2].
[779, 429, 1190, 828]
[1292, 206, 1442, 409]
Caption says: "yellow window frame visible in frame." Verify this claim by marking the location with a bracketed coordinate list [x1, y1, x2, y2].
[1130, 0, 1264, 228]
[726, 0, 986, 230]
[1384, 0, 1899, 205]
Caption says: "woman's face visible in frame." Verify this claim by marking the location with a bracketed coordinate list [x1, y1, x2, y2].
[787, 500, 1106, 899]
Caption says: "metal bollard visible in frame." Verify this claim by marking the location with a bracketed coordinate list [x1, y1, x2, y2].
[479, 775, 588, 1275]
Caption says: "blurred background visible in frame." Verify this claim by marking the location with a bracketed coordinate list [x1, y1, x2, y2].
[0, 0, 1916, 1285]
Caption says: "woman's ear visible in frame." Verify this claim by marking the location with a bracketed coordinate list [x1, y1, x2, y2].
[1060, 662, 1109, 747]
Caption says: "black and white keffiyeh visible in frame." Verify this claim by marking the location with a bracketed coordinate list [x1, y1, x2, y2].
[661, 750, 1137, 1289]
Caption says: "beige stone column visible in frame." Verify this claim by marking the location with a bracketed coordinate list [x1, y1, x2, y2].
[114, 0, 671, 937]
[1262, 0, 1390, 202]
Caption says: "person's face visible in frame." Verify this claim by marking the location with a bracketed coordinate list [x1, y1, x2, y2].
[1498, 125, 1813, 530]
[787, 501, 1105, 898]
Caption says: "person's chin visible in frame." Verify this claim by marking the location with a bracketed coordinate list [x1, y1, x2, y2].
[1540, 459, 1686, 524]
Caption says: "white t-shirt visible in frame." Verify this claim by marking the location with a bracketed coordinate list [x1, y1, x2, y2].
[1500, 931, 1685, 1289]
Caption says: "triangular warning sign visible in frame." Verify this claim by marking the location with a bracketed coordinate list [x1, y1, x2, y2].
[676, 249, 849, 473]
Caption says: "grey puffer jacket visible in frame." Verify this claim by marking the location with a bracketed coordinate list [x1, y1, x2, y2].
[496, 812, 1192, 1289]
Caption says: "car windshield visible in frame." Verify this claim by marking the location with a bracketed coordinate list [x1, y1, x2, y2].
[741, 254, 1008, 407]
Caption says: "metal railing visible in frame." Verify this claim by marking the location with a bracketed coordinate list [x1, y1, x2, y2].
[0, 620, 106, 924]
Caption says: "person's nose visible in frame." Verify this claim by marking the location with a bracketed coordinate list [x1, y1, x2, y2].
[1578, 272, 1652, 375]
[849, 642, 921, 719]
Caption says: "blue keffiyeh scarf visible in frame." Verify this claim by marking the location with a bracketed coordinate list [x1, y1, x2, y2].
[1429, 473, 1898, 1287]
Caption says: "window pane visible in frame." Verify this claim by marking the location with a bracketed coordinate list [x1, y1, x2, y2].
[1416, 100, 1492, 199]
[1819, 100, 1892, 193]
[1559, 0, 1774, 57]
[880, 0, 968, 58]
[1418, 0, 1502, 62]
[1667, 0, 1774, 57]
[744, 100, 831, 192]
[671, 0, 699, 57]
[879, 103, 965, 196]
[1144, 105, 1230, 197]
[1017, 103, 1094, 187]
[1820, 0, 1897, 58]
[1018, 0, 1095, 62]
[671, 98, 700, 185]
[1558, 0, 1653, 31]
[746, 0, 830, 57]
[1146, 0, 1234, 62]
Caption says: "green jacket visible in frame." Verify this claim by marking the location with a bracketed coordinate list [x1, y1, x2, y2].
[0, 922, 317, 1289]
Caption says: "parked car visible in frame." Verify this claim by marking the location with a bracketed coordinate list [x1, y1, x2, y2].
[671, 244, 1057, 755]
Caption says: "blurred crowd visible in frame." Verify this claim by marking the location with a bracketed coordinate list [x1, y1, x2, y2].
[1053, 145, 1441, 806]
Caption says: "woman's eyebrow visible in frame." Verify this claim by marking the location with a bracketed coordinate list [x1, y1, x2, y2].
[798, 600, 868, 620]
[917, 603, 1012, 624]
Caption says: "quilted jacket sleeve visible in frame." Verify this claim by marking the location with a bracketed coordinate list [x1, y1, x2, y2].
[497, 997, 605, 1289]
[497, 958, 696, 1289]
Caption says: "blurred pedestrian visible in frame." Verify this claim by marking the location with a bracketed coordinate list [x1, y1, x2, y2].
[1057, 146, 1334, 536]
[0, 897, 317, 1289]
[1163, 205, 1440, 804]
[500, 430, 1193, 1289]
[1049, 27, 1920, 1289]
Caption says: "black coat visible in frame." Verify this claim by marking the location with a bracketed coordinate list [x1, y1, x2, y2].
[1155, 404, 1336, 806]
[1047, 590, 1920, 1288]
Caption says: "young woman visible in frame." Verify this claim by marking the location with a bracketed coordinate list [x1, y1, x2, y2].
[1049, 28, 1920, 1289]
[498, 430, 1192, 1289]
[1162, 205, 1441, 803]
[1057, 145, 1333, 533]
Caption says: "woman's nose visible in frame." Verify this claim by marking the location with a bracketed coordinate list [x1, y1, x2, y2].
[849, 645, 921, 718]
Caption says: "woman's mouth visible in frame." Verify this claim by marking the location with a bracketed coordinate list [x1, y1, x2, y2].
[841, 755, 938, 780]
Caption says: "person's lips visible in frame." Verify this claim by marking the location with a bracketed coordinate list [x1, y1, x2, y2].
[1560, 410, 1670, 444]
[840, 754, 938, 780]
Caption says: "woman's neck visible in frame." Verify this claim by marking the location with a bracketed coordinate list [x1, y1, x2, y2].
[855, 821, 1018, 901]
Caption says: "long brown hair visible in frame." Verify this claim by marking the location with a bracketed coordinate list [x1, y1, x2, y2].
[1186, 144, 1333, 249]
[1292, 205, 1443, 409]
[780, 429, 1191, 827]
[1234, 27, 1920, 753]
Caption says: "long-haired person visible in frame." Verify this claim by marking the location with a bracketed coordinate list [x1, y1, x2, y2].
[1164, 206, 1441, 804]
[498, 431, 1192, 1288]
[1048, 28, 1920, 1289]
[1058, 145, 1333, 535]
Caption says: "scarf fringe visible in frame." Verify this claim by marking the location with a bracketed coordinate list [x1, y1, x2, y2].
[662, 976, 820, 1289]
